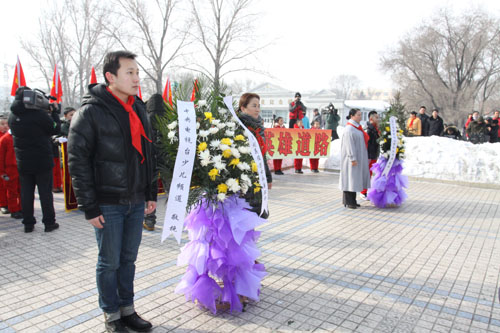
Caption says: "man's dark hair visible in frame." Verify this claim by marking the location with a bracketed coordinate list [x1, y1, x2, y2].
[420, 106, 426, 110]
[103, 50, 137, 84]
[368, 110, 378, 118]
[432, 109, 439, 113]
[313, 108, 319, 112]
[63, 107, 76, 115]
[473, 110, 479, 115]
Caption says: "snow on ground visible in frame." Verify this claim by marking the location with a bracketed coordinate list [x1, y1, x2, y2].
[318, 126, 500, 184]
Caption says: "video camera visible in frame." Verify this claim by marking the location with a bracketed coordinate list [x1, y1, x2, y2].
[22, 89, 59, 113]
[321, 103, 338, 115]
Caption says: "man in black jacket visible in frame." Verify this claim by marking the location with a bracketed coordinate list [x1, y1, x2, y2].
[418, 106, 430, 136]
[8, 87, 61, 233]
[428, 109, 444, 136]
[361, 111, 380, 199]
[68, 51, 157, 333]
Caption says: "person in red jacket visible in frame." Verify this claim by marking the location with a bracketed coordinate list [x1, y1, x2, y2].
[309, 120, 321, 173]
[0, 130, 22, 219]
[294, 119, 304, 173]
[273, 117, 285, 175]
[288, 92, 306, 128]
[0, 117, 9, 214]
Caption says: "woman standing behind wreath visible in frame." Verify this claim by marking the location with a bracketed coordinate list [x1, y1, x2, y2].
[340, 109, 370, 209]
[238, 93, 272, 218]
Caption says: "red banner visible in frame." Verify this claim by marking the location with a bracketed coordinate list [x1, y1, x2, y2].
[264, 128, 331, 159]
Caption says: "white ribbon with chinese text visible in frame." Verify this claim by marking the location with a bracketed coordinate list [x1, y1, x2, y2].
[382, 116, 398, 177]
[223, 96, 269, 216]
[161, 101, 197, 244]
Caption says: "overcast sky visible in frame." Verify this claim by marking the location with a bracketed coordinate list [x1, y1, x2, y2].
[1, 0, 500, 93]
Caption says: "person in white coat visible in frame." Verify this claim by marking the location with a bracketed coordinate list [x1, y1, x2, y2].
[339, 109, 371, 209]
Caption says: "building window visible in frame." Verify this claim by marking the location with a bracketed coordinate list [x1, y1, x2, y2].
[270, 99, 274, 105]
[261, 99, 265, 105]
[279, 99, 283, 105]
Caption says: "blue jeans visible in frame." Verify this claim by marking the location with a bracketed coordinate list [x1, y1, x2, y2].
[95, 203, 145, 315]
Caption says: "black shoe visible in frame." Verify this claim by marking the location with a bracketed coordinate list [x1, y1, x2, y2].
[295, 169, 303, 174]
[1, 206, 10, 214]
[44, 223, 59, 232]
[105, 319, 128, 333]
[275, 170, 284, 175]
[312, 169, 319, 173]
[347, 205, 357, 209]
[121, 312, 152, 332]
[24, 225, 34, 233]
[356, 203, 361, 207]
[11, 211, 23, 219]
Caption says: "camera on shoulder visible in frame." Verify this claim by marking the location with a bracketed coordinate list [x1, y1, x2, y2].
[322, 103, 338, 114]
[22, 88, 59, 113]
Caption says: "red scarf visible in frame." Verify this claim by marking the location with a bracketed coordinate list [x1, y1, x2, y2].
[347, 122, 369, 148]
[409, 117, 415, 128]
[106, 87, 151, 163]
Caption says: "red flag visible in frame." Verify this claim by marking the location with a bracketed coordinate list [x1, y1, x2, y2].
[90, 66, 97, 84]
[138, 85, 143, 99]
[50, 64, 63, 104]
[190, 79, 198, 101]
[162, 77, 173, 106]
[11, 56, 27, 96]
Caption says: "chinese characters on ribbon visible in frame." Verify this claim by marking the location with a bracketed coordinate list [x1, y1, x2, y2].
[223, 96, 269, 216]
[382, 116, 398, 177]
[264, 128, 331, 159]
[161, 101, 197, 244]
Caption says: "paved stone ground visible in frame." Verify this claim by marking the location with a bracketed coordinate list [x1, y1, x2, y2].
[1, 171, 499, 333]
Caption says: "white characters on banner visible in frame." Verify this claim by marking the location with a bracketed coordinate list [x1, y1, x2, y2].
[382, 116, 398, 177]
[223, 96, 269, 216]
[161, 101, 197, 244]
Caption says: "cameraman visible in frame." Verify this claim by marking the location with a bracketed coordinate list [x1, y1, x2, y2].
[8, 87, 61, 233]
[324, 103, 340, 140]
[289, 92, 306, 128]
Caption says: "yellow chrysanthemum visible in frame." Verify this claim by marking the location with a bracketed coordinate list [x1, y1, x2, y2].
[204, 112, 213, 123]
[253, 182, 261, 193]
[234, 134, 245, 141]
[220, 138, 232, 146]
[222, 149, 232, 158]
[217, 183, 228, 193]
[208, 168, 219, 181]
[251, 161, 258, 173]
[385, 126, 390, 131]
[229, 158, 240, 168]
[197, 142, 207, 152]
[396, 148, 399, 153]
[384, 138, 387, 143]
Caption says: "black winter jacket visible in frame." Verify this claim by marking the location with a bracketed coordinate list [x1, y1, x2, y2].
[418, 113, 430, 136]
[365, 122, 380, 160]
[8, 88, 61, 174]
[428, 116, 444, 136]
[68, 84, 157, 219]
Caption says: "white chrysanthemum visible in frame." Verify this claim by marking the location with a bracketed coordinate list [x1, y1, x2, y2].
[226, 178, 241, 193]
[211, 119, 221, 126]
[240, 183, 249, 194]
[225, 130, 235, 136]
[238, 146, 251, 154]
[209, 127, 219, 134]
[210, 140, 221, 149]
[167, 131, 178, 143]
[212, 154, 223, 164]
[214, 161, 227, 171]
[167, 121, 177, 130]
[218, 108, 228, 115]
[217, 122, 226, 129]
[219, 144, 230, 151]
[199, 150, 211, 166]
[198, 100, 207, 106]
[230, 148, 241, 158]
[226, 122, 236, 129]
[199, 130, 210, 139]
[236, 162, 250, 171]
[196, 122, 200, 129]
[240, 174, 252, 186]
[217, 193, 226, 202]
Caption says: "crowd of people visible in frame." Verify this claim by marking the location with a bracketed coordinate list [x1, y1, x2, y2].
[406, 106, 500, 144]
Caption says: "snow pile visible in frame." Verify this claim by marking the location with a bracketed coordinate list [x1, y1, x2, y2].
[319, 127, 500, 184]
[403, 136, 500, 184]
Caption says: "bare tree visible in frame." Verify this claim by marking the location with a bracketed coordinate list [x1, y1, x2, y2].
[329, 74, 361, 100]
[189, 0, 263, 94]
[108, 0, 190, 95]
[382, 8, 500, 124]
[21, 0, 112, 107]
